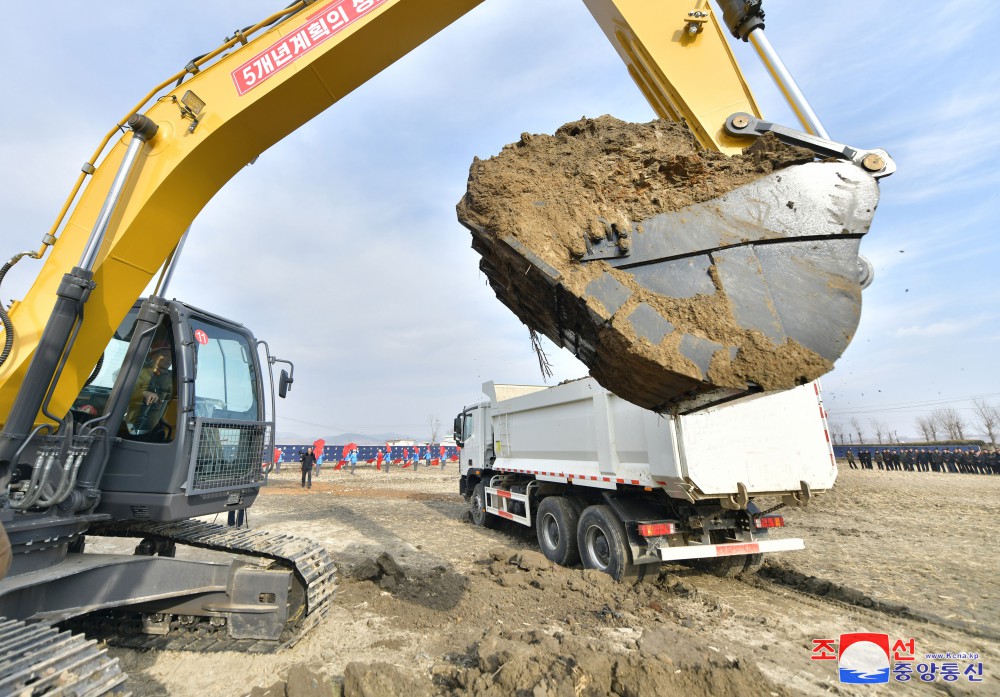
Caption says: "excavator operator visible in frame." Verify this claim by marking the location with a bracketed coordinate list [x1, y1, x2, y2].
[123, 340, 175, 441]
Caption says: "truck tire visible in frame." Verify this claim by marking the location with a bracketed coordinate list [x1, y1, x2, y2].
[470, 481, 500, 529]
[688, 555, 744, 578]
[577, 505, 633, 581]
[535, 497, 580, 566]
[740, 552, 765, 577]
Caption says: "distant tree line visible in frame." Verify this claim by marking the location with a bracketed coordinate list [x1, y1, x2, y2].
[828, 399, 1000, 449]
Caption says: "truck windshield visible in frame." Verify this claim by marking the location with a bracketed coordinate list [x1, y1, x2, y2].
[190, 319, 259, 421]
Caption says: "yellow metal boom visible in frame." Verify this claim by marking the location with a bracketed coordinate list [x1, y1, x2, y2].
[0, 0, 759, 426]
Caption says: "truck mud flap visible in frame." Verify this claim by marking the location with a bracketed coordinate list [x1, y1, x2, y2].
[657, 537, 803, 562]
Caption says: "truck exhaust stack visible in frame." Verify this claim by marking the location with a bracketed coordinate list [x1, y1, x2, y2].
[457, 116, 882, 412]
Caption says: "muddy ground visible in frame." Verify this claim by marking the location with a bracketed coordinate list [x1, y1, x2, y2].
[105, 465, 999, 696]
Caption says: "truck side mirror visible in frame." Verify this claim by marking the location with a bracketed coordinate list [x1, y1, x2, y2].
[278, 369, 293, 398]
[453, 414, 464, 447]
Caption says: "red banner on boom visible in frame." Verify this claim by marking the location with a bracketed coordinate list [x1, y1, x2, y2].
[232, 0, 389, 96]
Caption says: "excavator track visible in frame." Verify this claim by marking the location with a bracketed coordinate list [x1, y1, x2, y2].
[72, 520, 337, 653]
[0, 616, 129, 696]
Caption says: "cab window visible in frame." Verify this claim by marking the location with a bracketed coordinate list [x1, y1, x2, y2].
[190, 320, 259, 421]
[120, 322, 177, 442]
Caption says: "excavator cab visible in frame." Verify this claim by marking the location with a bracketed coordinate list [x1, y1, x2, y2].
[72, 297, 275, 523]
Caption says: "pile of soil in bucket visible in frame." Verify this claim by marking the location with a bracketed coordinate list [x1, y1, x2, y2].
[457, 115, 832, 411]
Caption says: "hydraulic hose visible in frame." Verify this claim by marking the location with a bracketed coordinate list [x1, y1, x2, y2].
[0, 249, 46, 369]
[84, 352, 104, 388]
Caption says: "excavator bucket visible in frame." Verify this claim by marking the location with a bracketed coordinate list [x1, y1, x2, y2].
[457, 116, 881, 412]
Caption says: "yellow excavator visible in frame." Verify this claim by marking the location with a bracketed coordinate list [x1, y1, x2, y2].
[0, 0, 892, 692]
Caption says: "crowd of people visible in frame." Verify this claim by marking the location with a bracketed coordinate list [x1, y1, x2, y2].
[289, 445, 450, 488]
[845, 447, 1000, 475]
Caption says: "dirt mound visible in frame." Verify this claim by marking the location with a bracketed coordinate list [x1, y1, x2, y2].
[351, 552, 408, 591]
[433, 625, 790, 697]
[457, 115, 835, 410]
[256, 623, 788, 697]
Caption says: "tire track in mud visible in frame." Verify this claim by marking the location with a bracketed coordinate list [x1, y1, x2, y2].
[748, 561, 1000, 643]
[664, 564, 999, 696]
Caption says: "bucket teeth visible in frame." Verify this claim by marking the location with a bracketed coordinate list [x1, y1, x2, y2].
[458, 117, 881, 412]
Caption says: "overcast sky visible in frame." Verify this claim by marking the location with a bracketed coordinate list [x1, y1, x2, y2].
[1, 1, 997, 443]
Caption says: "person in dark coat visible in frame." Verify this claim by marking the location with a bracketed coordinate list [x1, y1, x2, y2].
[846, 449, 857, 469]
[300, 447, 317, 489]
[931, 448, 944, 473]
[917, 448, 931, 472]
[946, 448, 959, 473]
[959, 449, 972, 474]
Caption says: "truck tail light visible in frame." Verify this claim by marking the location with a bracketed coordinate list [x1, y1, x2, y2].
[638, 522, 676, 537]
[755, 515, 785, 529]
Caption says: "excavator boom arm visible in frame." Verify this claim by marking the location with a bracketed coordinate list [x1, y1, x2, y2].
[0, 0, 797, 433]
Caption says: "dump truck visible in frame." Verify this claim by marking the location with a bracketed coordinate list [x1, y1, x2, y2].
[456, 378, 835, 580]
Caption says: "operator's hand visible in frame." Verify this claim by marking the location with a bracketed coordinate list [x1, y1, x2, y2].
[142, 391, 160, 405]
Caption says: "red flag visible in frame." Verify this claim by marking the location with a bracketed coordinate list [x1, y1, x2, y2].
[313, 439, 326, 464]
[273, 447, 282, 462]
[341, 442, 358, 458]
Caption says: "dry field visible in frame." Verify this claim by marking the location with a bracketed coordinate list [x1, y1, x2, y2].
[107, 464, 1000, 696]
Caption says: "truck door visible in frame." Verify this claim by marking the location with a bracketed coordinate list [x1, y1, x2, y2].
[456, 406, 483, 473]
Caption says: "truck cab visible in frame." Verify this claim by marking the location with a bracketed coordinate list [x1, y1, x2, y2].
[455, 402, 492, 479]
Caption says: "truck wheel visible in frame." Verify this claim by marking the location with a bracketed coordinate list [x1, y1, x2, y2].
[470, 481, 500, 529]
[688, 555, 744, 578]
[577, 505, 633, 581]
[535, 497, 580, 566]
[740, 553, 765, 577]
